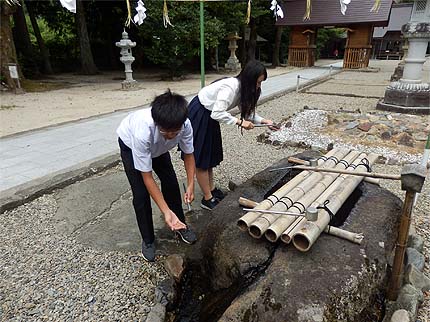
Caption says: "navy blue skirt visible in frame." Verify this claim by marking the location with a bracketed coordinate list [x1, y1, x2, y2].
[186, 96, 223, 169]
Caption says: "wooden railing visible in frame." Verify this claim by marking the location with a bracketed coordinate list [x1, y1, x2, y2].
[343, 47, 371, 69]
[288, 46, 315, 67]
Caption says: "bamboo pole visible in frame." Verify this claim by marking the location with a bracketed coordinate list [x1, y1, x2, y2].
[262, 149, 352, 242]
[292, 153, 379, 252]
[280, 165, 400, 180]
[238, 197, 364, 244]
[237, 148, 341, 231]
[277, 151, 362, 244]
[287, 157, 380, 185]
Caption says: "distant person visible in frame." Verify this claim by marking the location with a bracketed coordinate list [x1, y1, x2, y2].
[117, 90, 197, 262]
[334, 48, 339, 59]
[184, 60, 277, 211]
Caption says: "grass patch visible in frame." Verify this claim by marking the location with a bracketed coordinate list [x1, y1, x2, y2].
[1, 105, 17, 110]
[21, 79, 69, 92]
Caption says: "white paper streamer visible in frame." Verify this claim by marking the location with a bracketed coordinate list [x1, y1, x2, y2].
[270, 0, 284, 20]
[340, 0, 351, 15]
[59, 0, 76, 13]
[133, 0, 147, 25]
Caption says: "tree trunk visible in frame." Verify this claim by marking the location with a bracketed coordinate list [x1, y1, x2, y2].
[272, 25, 283, 67]
[12, 0, 40, 78]
[76, 0, 98, 75]
[25, 0, 53, 74]
[1, 3, 19, 90]
[247, 18, 257, 61]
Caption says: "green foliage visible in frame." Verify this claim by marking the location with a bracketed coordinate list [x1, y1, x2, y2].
[138, 1, 225, 77]
[316, 28, 345, 58]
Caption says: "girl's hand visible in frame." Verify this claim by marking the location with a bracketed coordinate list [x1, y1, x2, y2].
[240, 120, 254, 130]
[261, 119, 280, 131]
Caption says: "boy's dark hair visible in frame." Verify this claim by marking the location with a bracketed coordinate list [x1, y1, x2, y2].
[151, 89, 188, 129]
[236, 60, 267, 120]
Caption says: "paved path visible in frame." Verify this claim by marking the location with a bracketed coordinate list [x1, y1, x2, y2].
[0, 63, 341, 196]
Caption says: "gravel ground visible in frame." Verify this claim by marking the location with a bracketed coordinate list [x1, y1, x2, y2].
[1, 68, 429, 321]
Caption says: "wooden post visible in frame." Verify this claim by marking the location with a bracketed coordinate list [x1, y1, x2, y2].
[387, 164, 427, 300]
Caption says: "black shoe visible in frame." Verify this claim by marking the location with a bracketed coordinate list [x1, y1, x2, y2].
[141, 241, 155, 262]
[176, 226, 197, 244]
[200, 197, 219, 210]
[211, 188, 225, 201]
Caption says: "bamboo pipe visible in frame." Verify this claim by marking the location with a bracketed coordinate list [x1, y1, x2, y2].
[287, 156, 380, 185]
[237, 148, 341, 230]
[275, 151, 362, 244]
[263, 149, 353, 242]
[292, 153, 379, 252]
[238, 197, 364, 244]
[277, 165, 400, 180]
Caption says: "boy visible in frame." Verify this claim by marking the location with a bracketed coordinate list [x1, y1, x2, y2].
[117, 90, 197, 262]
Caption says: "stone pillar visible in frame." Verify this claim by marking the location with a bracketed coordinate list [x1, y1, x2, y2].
[115, 30, 137, 90]
[225, 33, 242, 71]
[377, 0, 430, 115]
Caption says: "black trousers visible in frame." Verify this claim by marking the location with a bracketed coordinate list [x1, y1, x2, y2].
[119, 138, 185, 244]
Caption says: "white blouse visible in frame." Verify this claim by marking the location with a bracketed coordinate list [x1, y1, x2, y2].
[198, 77, 263, 125]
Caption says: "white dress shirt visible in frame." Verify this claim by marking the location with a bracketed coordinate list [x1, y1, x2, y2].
[117, 107, 194, 172]
[198, 77, 263, 125]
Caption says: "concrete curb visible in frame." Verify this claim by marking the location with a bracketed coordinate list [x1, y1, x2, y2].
[0, 153, 121, 214]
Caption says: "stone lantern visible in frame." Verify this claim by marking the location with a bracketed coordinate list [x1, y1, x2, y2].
[377, 0, 430, 114]
[115, 30, 137, 90]
[225, 32, 242, 71]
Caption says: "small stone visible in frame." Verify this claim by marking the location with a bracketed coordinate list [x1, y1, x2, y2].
[145, 303, 166, 322]
[87, 296, 95, 304]
[404, 264, 430, 292]
[405, 247, 425, 271]
[345, 121, 359, 130]
[164, 254, 184, 282]
[381, 131, 392, 140]
[407, 234, 424, 253]
[390, 309, 410, 322]
[358, 122, 373, 132]
[386, 114, 393, 121]
[228, 180, 238, 191]
[285, 121, 292, 128]
[394, 132, 414, 147]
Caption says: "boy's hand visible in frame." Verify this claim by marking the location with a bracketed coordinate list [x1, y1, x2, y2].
[184, 186, 194, 204]
[164, 210, 186, 231]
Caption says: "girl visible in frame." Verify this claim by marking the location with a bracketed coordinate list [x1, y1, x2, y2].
[187, 60, 275, 210]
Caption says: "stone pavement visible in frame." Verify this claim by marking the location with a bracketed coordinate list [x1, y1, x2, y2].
[0, 63, 342, 210]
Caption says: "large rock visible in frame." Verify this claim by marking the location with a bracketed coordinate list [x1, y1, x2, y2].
[196, 151, 402, 321]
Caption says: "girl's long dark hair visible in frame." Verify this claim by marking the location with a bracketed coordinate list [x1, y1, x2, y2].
[236, 60, 267, 120]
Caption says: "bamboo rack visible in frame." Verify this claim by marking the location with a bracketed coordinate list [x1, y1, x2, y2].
[238, 150, 381, 251]
[237, 148, 341, 231]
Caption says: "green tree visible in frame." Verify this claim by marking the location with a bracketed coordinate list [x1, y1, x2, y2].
[139, 1, 225, 77]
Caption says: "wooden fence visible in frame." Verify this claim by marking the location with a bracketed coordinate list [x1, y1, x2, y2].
[288, 46, 315, 67]
[343, 47, 371, 69]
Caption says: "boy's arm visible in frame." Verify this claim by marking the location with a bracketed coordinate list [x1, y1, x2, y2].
[141, 172, 186, 231]
[183, 153, 195, 203]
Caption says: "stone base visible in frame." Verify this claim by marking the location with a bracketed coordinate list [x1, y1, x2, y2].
[377, 81, 430, 115]
[225, 57, 241, 71]
[376, 100, 430, 115]
[121, 80, 137, 90]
